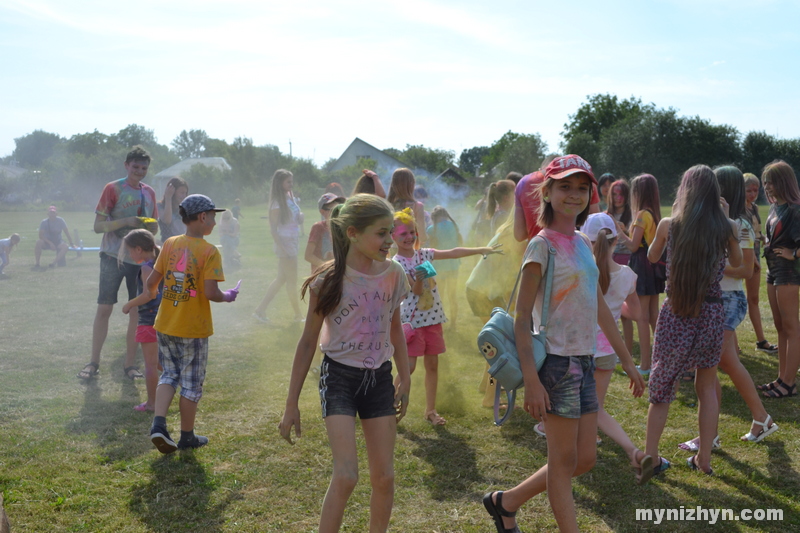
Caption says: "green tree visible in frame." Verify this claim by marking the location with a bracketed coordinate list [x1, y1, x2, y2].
[482, 131, 522, 172]
[113, 124, 158, 148]
[500, 134, 548, 176]
[459, 146, 489, 175]
[171, 129, 209, 159]
[562, 94, 650, 146]
[66, 130, 121, 157]
[12, 130, 64, 168]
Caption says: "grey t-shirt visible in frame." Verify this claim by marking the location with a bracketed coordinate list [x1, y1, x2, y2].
[39, 216, 68, 245]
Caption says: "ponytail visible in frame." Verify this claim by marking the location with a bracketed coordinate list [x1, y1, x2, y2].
[593, 230, 613, 294]
[486, 183, 498, 217]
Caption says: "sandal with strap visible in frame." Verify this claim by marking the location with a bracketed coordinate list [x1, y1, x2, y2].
[124, 366, 144, 380]
[757, 378, 782, 392]
[633, 449, 654, 485]
[424, 410, 447, 426]
[77, 362, 99, 380]
[483, 491, 521, 533]
[762, 381, 797, 399]
[741, 414, 779, 442]
[677, 435, 721, 452]
[687, 455, 713, 475]
[756, 340, 778, 354]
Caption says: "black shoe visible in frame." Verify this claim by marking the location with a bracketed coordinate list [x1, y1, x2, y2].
[150, 426, 177, 454]
[177, 435, 209, 450]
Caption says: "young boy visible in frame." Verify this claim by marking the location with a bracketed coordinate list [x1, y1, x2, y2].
[303, 192, 345, 271]
[146, 194, 240, 453]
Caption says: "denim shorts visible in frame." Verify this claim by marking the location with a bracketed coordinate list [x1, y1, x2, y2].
[319, 355, 396, 419]
[538, 355, 598, 419]
[765, 254, 800, 286]
[157, 333, 208, 403]
[98, 252, 141, 305]
[721, 290, 747, 331]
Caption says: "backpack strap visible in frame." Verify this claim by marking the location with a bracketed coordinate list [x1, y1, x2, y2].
[505, 235, 556, 339]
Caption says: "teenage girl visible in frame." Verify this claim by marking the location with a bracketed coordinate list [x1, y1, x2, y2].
[427, 206, 463, 329]
[616, 174, 663, 375]
[279, 194, 411, 533]
[392, 208, 501, 425]
[606, 179, 639, 357]
[0, 233, 21, 276]
[597, 173, 615, 212]
[387, 168, 426, 246]
[157, 177, 189, 242]
[759, 160, 800, 399]
[487, 180, 515, 235]
[640, 164, 741, 479]
[676, 166, 779, 451]
[743, 173, 778, 353]
[255, 169, 304, 323]
[121, 229, 163, 412]
[483, 156, 644, 533]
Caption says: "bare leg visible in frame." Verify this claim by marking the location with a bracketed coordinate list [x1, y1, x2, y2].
[644, 401, 670, 462]
[179, 396, 198, 432]
[745, 266, 767, 342]
[494, 413, 597, 532]
[34, 240, 44, 266]
[154, 383, 176, 417]
[141, 341, 159, 408]
[694, 366, 719, 472]
[767, 283, 783, 382]
[90, 304, 114, 365]
[636, 294, 653, 370]
[717, 331, 770, 437]
[423, 355, 445, 424]
[775, 284, 800, 387]
[320, 416, 359, 533]
[124, 307, 139, 369]
[56, 242, 69, 264]
[282, 256, 302, 318]
[362, 415, 398, 533]
[621, 317, 634, 356]
[595, 368, 638, 462]
[255, 267, 287, 316]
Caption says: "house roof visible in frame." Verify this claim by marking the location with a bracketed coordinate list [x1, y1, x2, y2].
[154, 157, 231, 178]
[328, 138, 407, 175]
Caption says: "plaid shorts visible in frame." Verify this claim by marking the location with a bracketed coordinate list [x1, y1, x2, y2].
[157, 332, 208, 403]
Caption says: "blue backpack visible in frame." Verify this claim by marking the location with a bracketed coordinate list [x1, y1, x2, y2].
[478, 235, 555, 425]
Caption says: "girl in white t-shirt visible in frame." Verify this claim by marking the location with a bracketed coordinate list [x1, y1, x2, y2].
[392, 207, 501, 426]
[482, 156, 645, 533]
[255, 169, 305, 323]
[279, 194, 411, 533]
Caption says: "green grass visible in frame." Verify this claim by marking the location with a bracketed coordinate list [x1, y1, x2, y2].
[0, 204, 798, 532]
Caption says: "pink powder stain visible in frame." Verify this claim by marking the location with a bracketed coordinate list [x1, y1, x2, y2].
[175, 249, 187, 272]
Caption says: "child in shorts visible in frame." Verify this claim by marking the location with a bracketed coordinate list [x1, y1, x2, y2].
[144, 194, 240, 453]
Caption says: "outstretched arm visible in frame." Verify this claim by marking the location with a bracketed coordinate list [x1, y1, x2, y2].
[431, 243, 503, 260]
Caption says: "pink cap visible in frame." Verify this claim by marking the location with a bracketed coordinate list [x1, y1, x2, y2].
[544, 155, 597, 184]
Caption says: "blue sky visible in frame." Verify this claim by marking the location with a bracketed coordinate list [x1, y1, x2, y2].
[2, 0, 799, 166]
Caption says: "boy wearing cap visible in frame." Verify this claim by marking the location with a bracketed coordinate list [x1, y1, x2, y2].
[145, 194, 240, 453]
[304, 192, 345, 271]
[33, 205, 74, 270]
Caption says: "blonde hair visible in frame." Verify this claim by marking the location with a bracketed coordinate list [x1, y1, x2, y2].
[302, 194, 394, 317]
[393, 207, 419, 250]
[269, 169, 294, 224]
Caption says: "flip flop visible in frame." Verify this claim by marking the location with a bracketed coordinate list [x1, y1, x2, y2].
[124, 366, 144, 380]
[634, 452, 654, 485]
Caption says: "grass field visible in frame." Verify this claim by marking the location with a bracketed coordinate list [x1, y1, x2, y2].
[0, 204, 798, 532]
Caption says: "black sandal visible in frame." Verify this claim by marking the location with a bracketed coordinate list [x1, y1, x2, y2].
[762, 380, 797, 399]
[124, 366, 144, 380]
[687, 455, 713, 475]
[77, 362, 99, 380]
[757, 378, 782, 391]
[756, 340, 778, 354]
[483, 491, 520, 533]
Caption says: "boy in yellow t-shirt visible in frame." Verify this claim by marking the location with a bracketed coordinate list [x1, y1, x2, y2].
[145, 194, 240, 454]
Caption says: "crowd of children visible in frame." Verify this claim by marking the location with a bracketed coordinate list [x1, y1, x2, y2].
[7, 146, 789, 531]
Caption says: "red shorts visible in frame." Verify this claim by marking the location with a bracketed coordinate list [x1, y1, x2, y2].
[407, 323, 446, 357]
[135, 325, 157, 344]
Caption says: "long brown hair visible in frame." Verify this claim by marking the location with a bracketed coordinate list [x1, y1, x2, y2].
[387, 168, 416, 209]
[269, 169, 294, 224]
[301, 194, 394, 317]
[160, 177, 188, 210]
[429, 206, 463, 247]
[669, 165, 733, 318]
[593, 230, 615, 294]
[606, 179, 632, 226]
[762, 160, 800, 205]
[486, 180, 515, 218]
[630, 174, 661, 228]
